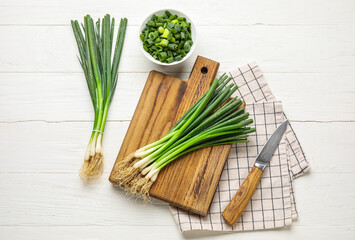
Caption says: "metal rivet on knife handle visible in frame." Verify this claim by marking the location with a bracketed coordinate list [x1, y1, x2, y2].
[222, 165, 263, 226]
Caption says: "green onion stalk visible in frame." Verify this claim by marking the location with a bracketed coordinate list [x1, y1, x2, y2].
[71, 14, 127, 182]
[112, 74, 256, 198]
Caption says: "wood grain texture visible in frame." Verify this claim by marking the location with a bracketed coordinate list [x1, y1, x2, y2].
[1, 0, 355, 238]
[109, 56, 232, 216]
[149, 57, 228, 216]
[108, 70, 185, 169]
[222, 166, 263, 225]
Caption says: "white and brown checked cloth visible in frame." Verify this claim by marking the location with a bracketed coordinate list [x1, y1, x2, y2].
[169, 62, 310, 232]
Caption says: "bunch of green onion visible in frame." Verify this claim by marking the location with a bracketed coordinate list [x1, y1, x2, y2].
[140, 10, 193, 63]
[71, 14, 127, 182]
[113, 74, 256, 198]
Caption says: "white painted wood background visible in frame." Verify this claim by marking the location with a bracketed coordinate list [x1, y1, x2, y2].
[1, 0, 354, 239]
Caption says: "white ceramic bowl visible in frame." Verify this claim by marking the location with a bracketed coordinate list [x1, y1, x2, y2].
[138, 9, 197, 66]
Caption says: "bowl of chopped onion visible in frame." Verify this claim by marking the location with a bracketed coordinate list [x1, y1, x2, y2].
[138, 9, 197, 66]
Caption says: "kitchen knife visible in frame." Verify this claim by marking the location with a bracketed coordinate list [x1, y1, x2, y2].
[222, 120, 288, 226]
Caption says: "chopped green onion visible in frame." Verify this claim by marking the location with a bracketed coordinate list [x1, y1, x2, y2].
[139, 33, 144, 41]
[160, 39, 169, 47]
[158, 26, 164, 33]
[165, 10, 172, 17]
[158, 52, 167, 61]
[168, 43, 177, 50]
[174, 55, 182, 61]
[147, 20, 155, 27]
[143, 44, 149, 52]
[166, 56, 174, 63]
[140, 10, 193, 63]
[184, 41, 191, 52]
[161, 28, 170, 38]
[166, 22, 174, 29]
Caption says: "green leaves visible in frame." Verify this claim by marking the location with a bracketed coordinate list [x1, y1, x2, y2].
[71, 20, 94, 107]
[111, 18, 128, 100]
[71, 14, 127, 131]
[145, 74, 256, 170]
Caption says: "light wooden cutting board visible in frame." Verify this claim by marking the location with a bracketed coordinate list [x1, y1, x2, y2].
[109, 56, 232, 216]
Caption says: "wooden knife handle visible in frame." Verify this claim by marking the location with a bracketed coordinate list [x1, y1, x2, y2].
[222, 166, 263, 226]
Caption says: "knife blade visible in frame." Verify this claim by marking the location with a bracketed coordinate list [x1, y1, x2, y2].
[222, 120, 288, 226]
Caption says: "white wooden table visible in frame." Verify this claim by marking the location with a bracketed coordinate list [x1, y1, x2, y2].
[1, 0, 354, 239]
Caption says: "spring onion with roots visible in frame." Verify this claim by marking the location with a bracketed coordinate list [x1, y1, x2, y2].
[71, 14, 127, 182]
[112, 74, 256, 199]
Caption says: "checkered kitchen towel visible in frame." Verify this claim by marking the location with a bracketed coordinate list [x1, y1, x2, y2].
[170, 62, 310, 232]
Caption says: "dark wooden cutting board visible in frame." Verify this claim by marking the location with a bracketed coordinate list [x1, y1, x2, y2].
[109, 56, 232, 216]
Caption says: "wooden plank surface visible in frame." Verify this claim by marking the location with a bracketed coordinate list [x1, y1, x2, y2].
[110, 56, 232, 215]
[0, 26, 354, 74]
[0, 0, 353, 26]
[1, 0, 355, 239]
[1, 72, 354, 122]
[1, 173, 354, 226]
[1, 121, 354, 173]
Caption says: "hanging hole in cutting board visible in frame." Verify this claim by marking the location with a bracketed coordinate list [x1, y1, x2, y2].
[201, 67, 208, 74]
